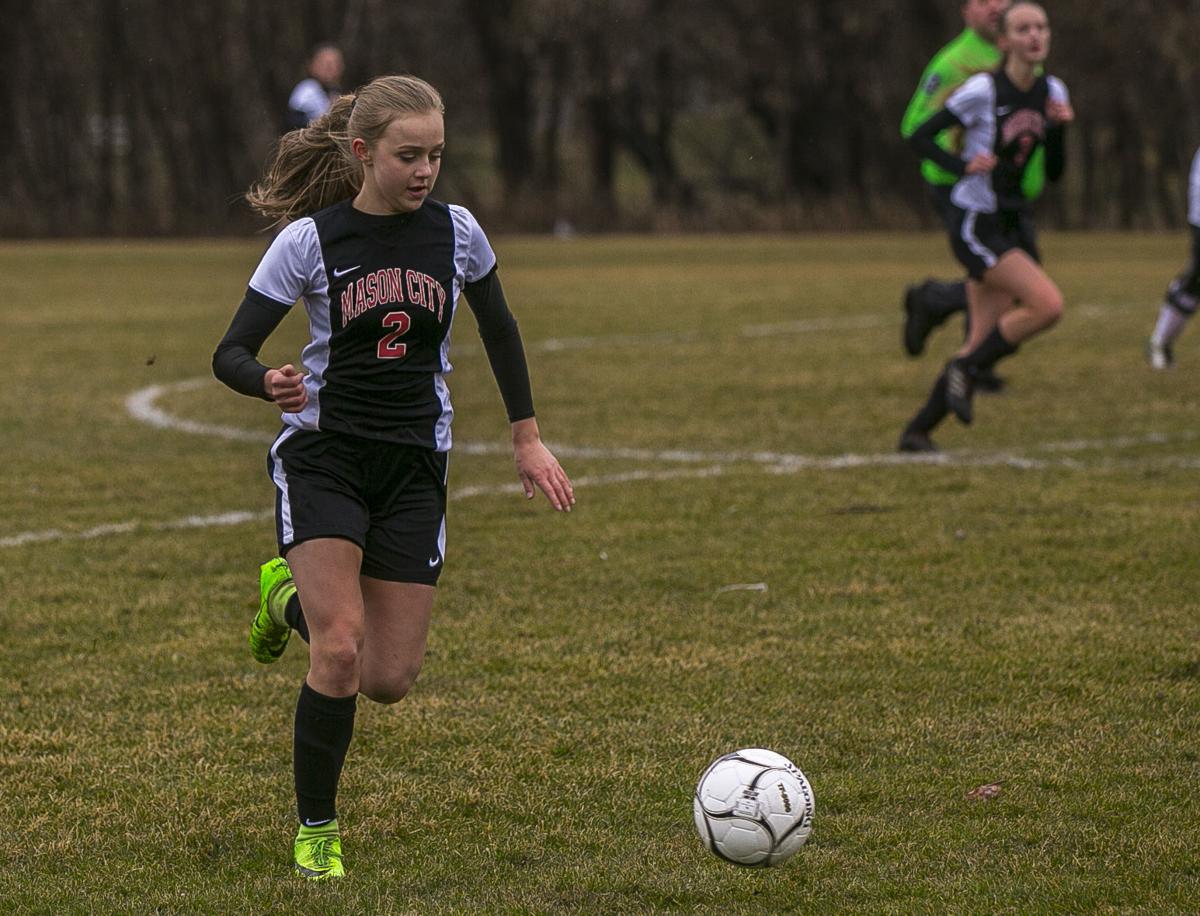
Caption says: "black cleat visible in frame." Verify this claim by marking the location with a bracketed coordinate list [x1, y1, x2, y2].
[898, 429, 939, 453]
[973, 368, 1007, 394]
[944, 359, 975, 425]
[902, 285, 935, 357]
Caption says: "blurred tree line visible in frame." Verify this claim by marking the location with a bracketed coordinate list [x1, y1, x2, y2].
[4, 0, 1198, 236]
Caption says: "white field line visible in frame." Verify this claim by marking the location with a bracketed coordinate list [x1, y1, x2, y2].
[9, 446, 1199, 550]
[3, 301, 1181, 551]
[0, 468, 728, 549]
[129, 377, 1198, 466]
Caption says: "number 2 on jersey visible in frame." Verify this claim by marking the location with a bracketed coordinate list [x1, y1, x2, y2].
[377, 311, 411, 359]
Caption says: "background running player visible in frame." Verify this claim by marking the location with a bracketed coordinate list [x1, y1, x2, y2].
[1146, 146, 1200, 369]
[899, 0, 1052, 393]
[898, 1, 1071, 452]
[213, 74, 574, 880]
[285, 43, 345, 129]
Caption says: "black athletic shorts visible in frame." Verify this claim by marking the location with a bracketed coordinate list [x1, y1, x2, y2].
[267, 427, 448, 585]
[948, 207, 1041, 281]
[1167, 225, 1200, 309]
[924, 182, 959, 232]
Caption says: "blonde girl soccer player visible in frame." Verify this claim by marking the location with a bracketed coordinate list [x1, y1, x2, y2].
[898, 1, 1073, 452]
[212, 75, 574, 879]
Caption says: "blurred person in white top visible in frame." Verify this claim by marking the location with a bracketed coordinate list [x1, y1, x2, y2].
[287, 44, 345, 129]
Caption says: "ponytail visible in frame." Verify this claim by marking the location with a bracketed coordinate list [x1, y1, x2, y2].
[245, 75, 445, 224]
[246, 94, 359, 224]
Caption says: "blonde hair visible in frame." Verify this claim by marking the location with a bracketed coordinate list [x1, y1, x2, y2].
[246, 74, 445, 223]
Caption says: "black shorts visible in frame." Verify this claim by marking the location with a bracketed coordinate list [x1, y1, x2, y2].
[924, 182, 959, 232]
[948, 207, 1041, 281]
[267, 428, 448, 585]
[1167, 225, 1200, 310]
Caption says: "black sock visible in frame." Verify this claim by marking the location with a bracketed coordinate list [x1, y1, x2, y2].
[906, 368, 950, 434]
[961, 327, 1018, 374]
[922, 279, 969, 321]
[294, 681, 357, 825]
[284, 594, 310, 644]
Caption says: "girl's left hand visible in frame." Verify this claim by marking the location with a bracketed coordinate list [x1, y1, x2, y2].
[512, 419, 574, 512]
[1046, 100, 1074, 124]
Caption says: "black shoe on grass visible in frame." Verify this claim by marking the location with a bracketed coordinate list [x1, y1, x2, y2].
[944, 360, 975, 425]
[902, 285, 936, 357]
[898, 429, 939, 453]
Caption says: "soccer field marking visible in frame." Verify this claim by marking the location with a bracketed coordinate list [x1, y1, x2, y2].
[127, 377, 1199, 466]
[126, 380, 271, 443]
[8, 445, 1200, 551]
[0, 467, 729, 550]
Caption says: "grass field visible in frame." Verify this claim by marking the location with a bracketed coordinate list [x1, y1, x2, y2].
[1, 233, 1198, 913]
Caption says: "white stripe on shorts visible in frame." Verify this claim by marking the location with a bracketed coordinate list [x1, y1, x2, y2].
[962, 210, 998, 269]
[269, 426, 300, 544]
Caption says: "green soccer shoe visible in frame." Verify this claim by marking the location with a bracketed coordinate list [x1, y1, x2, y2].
[293, 820, 345, 880]
[249, 557, 296, 664]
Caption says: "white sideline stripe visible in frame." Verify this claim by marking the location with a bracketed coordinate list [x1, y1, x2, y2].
[8, 445, 1200, 551]
[0, 468, 727, 550]
[126, 380, 273, 443]
[0, 510, 273, 549]
[127, 375, 1191, 466]
[30, 299, 1175, 554]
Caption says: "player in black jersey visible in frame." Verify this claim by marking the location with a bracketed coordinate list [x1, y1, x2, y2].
[213, 75, 574, 880]
[897, 2, 1072, 452]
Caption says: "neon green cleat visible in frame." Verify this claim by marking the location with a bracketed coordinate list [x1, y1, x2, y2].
[293, 820, 344, 880]
[249, 557, 296, 664]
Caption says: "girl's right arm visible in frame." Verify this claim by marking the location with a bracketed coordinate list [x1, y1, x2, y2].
[212, 292, 307, 412]
[907, 108, 970, 177]
[213, 222, 321, 411]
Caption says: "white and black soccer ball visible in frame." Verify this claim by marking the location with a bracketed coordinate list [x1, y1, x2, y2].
[693, 747, 815, 867]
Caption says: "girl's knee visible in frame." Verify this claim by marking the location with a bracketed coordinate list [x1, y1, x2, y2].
[1041, 291, 1064, 327]
[1032, 285, 1063, 328]
[312, 632, 363, 675]
[362, 665, 422, 705]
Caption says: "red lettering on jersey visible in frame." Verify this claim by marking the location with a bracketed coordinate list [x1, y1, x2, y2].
[1001, 109, 1044, 147]
[365, 272, 379, 309]
[340, 268, 443, 328]
[405, 269, 424, 311]
[386, 266, 405, 306]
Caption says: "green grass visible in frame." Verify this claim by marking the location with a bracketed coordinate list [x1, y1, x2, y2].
[1, 233, 1198, 912]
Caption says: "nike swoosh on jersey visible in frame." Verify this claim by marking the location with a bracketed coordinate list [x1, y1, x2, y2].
[996, 106, 1014, 116]
[332, 265, 361, 278]
[428, 555, 441, 567]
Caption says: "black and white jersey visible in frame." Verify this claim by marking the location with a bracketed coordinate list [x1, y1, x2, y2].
[1188, 146, 1200, 229]
[947, 70, 1070, 213]
[246, 198, 496, 451]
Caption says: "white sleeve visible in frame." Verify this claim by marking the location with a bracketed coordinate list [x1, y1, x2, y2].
[1189, 148, 1200, 228]
[945, 73, 993, 128]
[247, 218, 325, 306]
[1047, 76, 1070, 106]
[449, 205, 498, 283]
[288, 79, 330, 124]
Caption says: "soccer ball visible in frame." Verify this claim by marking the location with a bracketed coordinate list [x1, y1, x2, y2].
[693, 747, 815, 867]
